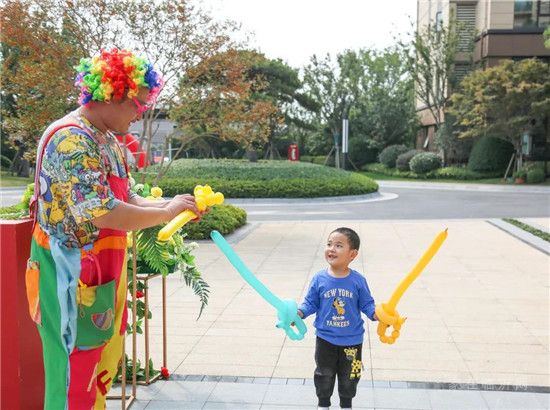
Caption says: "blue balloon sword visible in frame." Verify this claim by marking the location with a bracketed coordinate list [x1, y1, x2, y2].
[210, 230, 307, 340]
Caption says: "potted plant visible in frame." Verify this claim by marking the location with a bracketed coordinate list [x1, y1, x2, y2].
[513, 168, 527, 184]
[121, 181, 209, 382]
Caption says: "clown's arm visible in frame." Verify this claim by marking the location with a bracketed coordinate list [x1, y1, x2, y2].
[92, 195, 200, 231]
[128, 192, 171, 208]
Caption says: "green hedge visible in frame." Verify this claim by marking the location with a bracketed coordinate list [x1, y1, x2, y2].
[157, 174, 377, 198]
[363, 163, 501, 180]
[181, 204, 247, 240]
[155, 159, 344, 180]
[143, 159, 378, 198]
[468, 136, 515, 173]
[434, 167, 499, 180]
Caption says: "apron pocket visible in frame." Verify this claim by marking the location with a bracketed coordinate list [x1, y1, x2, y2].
[25, 259, 41, 325]
[76, 279, 116, 348]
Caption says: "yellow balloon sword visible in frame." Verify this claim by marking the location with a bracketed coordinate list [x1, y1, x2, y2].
[375, 228, 448, 344]
[157, 185, 224, 242]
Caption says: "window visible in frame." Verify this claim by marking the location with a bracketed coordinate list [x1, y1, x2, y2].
[454, 63, 472, 86]
[456, 4, 476, 52]
[514, 0, 550, 28]
[435, 11, 444, 30]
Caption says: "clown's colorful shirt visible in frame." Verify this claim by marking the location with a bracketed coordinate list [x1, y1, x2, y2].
[36, 110, 130, 248]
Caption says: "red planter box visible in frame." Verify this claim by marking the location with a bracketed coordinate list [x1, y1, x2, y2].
[0, 219, 44, 409]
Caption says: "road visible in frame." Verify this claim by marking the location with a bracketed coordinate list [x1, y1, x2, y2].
[226, 181, 550, 221]
[2, 181, 549, 220]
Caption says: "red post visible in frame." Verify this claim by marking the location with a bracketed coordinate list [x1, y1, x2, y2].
[287, 144, 300, 161]
[0, 219, 44, 409]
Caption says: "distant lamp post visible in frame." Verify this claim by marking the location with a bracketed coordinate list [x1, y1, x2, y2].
[342, 116, 349, 170]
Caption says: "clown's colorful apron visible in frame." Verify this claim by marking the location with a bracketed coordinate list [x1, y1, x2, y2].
[27, 122, 129, 409]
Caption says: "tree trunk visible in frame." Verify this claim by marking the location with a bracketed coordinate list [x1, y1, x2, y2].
[246, 148, 257, 162]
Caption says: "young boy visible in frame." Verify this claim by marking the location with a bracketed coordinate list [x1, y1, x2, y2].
[298, 227, 377, 410]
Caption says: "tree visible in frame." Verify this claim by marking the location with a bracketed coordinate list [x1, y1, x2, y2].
[1, 0, 238, 172]
[169, 49, 279, 167]
[449, 59, 550, 170]
[118, 0, 238, 173]
[349, 49, 419, 150]
[1, 0, 83, 156]
[301, 49, 418, 167]
[544, 26, 550, 49]
[433, 113, 473, 164]
[302, 53, 359, 166]
[246, 57, 319, 159]
[399, 16, 472, 130]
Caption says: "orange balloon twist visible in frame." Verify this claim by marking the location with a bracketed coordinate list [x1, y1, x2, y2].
[376, 229, 448, 344]
[375, 304, 406, 344]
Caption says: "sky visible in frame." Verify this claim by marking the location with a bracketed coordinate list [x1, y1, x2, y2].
[197, 0, 418, 69]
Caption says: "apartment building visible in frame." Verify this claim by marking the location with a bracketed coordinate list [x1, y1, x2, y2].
[416, 0, 550, 150]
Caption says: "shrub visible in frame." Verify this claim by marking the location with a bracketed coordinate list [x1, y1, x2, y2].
[0, 204, 25, 220]
[468, 136, 515, 173]
[396, 150, 420, 171]
[157, 173, 378, 198]
[349, 138, 381, 167]
[433, 167, 498, 180]
[378, 145, 409, 168]
[145, 159, 378, 198]
[1, 155, 12, 170]
[527, 168, 545, 184]
[181, 204, 247, 240]
[410, 152, 442, 174]
[362, 163, 500, 180]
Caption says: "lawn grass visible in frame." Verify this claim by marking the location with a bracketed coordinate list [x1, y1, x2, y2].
[0, 171, 33, 187]
[503, 218, 550, 242]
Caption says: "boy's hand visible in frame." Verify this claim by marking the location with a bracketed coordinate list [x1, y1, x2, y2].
[290, 309, 304, 326]
[373, 312, 378, 321]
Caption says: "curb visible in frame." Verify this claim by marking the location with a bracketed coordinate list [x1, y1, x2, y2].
[226, 192, 397, 206]
[378, 180, 550, 194]
[139, 374, 550, 393]
[487, 219, 550, 255]
[516, 218, 550, 235]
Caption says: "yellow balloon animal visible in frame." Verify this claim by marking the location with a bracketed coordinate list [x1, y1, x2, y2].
[157, 185, 224, 242]
[375, 229, 448, 344]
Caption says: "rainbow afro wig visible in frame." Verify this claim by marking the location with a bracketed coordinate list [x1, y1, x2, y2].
[74, 48, 163, 106]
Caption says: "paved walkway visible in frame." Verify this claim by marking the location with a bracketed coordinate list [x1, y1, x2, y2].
[108, 378, 549, 409]
[109, 219, 549, 409]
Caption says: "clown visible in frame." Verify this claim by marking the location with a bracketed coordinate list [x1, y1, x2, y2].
[27, 48, 202, 409]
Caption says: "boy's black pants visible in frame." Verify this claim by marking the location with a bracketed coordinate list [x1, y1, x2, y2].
[314, 336, 363, 408]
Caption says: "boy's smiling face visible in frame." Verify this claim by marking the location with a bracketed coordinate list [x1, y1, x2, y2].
[325, 232, 358, 271]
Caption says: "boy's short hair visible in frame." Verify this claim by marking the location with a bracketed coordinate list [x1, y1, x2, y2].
[331, 227, 360, 250]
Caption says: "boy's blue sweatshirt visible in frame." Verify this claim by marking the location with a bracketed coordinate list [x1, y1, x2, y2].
[298, 269, 375, 346]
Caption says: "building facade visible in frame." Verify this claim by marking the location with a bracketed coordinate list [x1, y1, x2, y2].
[416, 0, 550, 151]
